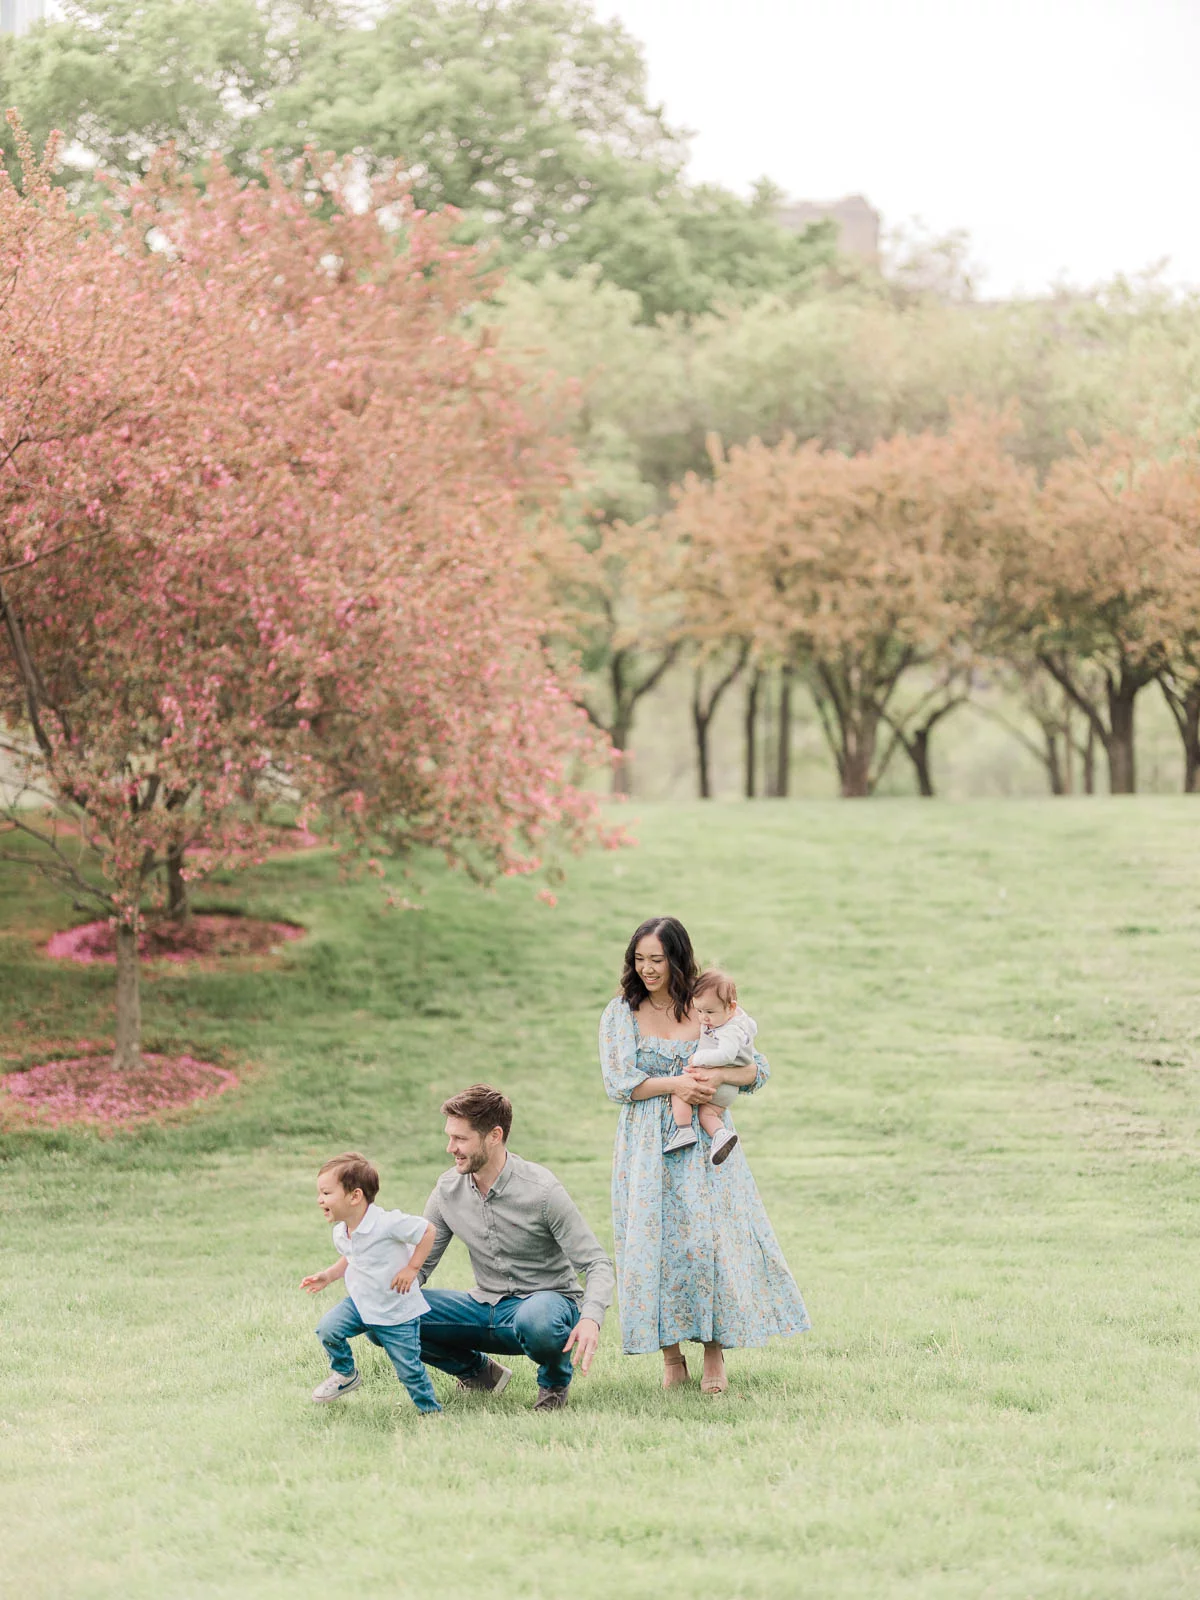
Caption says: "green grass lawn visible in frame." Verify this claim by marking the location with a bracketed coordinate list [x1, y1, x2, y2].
[2, 799, 1199, 1600]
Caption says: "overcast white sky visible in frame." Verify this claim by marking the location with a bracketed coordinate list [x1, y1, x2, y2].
[598, 0, 1199, 297]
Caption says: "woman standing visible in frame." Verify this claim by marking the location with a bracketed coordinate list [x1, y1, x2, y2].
[600, 914, 809, 1392]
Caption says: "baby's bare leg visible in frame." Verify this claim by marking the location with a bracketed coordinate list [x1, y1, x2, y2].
[671, 1093, 693, 1129]
[698, 1104, 725, 1138]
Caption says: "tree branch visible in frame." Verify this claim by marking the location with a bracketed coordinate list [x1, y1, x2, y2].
[0, 527, 115, 580]
[1037, 652, 1111, 749]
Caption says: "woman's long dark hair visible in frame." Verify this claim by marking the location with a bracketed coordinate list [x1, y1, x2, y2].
[620, 916, 698, 1022]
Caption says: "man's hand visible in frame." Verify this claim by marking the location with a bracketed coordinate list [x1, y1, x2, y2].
[391, 1266, 419, 1294]
[300, 1269, 333, 1294]
[563, 1317, 600, 1374]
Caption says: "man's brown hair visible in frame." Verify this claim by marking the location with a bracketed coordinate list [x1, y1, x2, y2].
[318, 1152, 380, 1204]
[694, 968, 738, 1008]
[441, 1084, 513, 1142]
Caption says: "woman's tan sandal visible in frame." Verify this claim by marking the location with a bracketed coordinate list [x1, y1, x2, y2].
[700, 1359, 728, 1395]
[662, 1354, 690, 1389]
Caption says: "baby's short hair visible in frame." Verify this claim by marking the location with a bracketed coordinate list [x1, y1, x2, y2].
[318, 1152, 380, 1204]
[694, 968, 738, 1008]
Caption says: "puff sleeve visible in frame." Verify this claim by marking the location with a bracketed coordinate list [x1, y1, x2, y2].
[599, 996, 645, 1104]
[740, 1048, 771, 1095]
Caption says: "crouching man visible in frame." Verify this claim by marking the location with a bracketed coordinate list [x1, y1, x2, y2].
[419, 1084, 614, 1412]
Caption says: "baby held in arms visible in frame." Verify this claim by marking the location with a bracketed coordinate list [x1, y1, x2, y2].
[663, 968, 757, 1168]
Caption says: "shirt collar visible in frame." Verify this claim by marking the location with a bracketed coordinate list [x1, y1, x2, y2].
[472, 1151, 514, 1199]
[337, 1202, 381, 1243]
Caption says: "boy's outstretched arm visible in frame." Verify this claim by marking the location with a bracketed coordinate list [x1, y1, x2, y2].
[300, 1257, 348, 1294]
[391, 1223, 437, 1294]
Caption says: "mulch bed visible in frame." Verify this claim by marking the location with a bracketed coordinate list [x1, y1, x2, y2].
[45, 914, 305, 965]
[0, 1053, 238, 1127]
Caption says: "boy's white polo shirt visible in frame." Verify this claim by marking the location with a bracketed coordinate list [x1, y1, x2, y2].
[333, 1204, 431, 1326]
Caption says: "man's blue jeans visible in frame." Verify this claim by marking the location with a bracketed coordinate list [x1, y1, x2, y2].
[419, 1289, 580, 1391]
[316, 1296, 442, 1413]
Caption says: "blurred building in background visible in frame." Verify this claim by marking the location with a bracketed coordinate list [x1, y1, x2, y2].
[778, 195, 881, 262]
[1, 0, 44, 34]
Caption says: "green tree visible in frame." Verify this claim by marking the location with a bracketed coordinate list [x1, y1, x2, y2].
[0, 0, 278, 176]
[2, 0, 832, 318]
[517, 176, 835, 321]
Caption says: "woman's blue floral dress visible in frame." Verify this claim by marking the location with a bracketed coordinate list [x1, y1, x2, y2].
[600, 996, 810, 1356]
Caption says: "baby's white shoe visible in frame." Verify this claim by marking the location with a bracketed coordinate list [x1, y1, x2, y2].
[709, 1128, 739, 1167]
[663, 1126, 699, 1154]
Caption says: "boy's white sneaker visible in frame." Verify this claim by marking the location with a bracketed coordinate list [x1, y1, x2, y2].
[663, 1126, 699, 1154]
[710, 1128, 739, 1167]
[312, 1370, 362, 1403]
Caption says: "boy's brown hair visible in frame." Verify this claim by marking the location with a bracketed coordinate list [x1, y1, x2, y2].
[694, 968, 738, 1008]
[318, 1152, 380, 1204]
[440, 1083, 513, 1142]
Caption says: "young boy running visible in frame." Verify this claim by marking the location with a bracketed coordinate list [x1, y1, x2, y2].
[300, 1152, 442, 1414]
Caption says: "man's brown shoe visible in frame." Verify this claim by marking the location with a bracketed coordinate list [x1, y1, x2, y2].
[455, 1358, 513, 1396]
[533, 1385, 569, 1412]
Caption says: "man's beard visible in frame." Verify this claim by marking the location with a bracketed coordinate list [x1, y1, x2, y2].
[460, 1146, 489, 1173]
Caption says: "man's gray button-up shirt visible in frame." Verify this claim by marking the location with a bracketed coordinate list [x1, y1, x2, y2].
[420, 1151, 614, 1326]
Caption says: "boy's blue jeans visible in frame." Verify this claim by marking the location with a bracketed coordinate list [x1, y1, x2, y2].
[419, 1288, 580, 1391]
[316, 1296, 442, 1413]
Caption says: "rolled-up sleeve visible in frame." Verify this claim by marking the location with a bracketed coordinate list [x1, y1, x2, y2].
[418, 1185, 454, 1284]
[599, 996, 644, 1104]
[543, 1182, 615, 1327]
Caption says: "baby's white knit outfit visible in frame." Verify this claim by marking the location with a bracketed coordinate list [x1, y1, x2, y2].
[691, 1006, 757, 1108]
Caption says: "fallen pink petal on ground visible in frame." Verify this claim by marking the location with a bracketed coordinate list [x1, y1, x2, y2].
[45, 915, 305, 966]
[0, 1054, 238, 1127]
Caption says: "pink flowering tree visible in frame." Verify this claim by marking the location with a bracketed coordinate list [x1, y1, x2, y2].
[0, 119, 606, 1070]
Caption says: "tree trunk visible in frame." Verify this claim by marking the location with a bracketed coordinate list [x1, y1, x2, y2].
[597, 644, 680, 799]
[744, 670, 761, 798]
[761, 674, 778, 797]
[1083, 722, 1096, 795]
[1158, 677, 1200, 793]
[840, 746, 873, 798]
[1036, 654, 1155, 799]
[1106, 681, 1137, 794]
[610, 716, 633, 797]
[886, 692, 969, 798]
[839, 718, 877, 798]
[1044, 729, 1066, 796]
[113, 918, 142, 1071]
[1181, 699, 1200, 794]
[691, 646, 748, 800]
[776, 665, 792, 798]
[166, 845, 189, 921]
[909, 728, 935, 797]
[692, 697, 712, 799]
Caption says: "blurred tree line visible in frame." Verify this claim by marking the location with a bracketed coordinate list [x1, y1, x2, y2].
[490, 273, 1200, 797]
[4, 0, 1200, 799]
